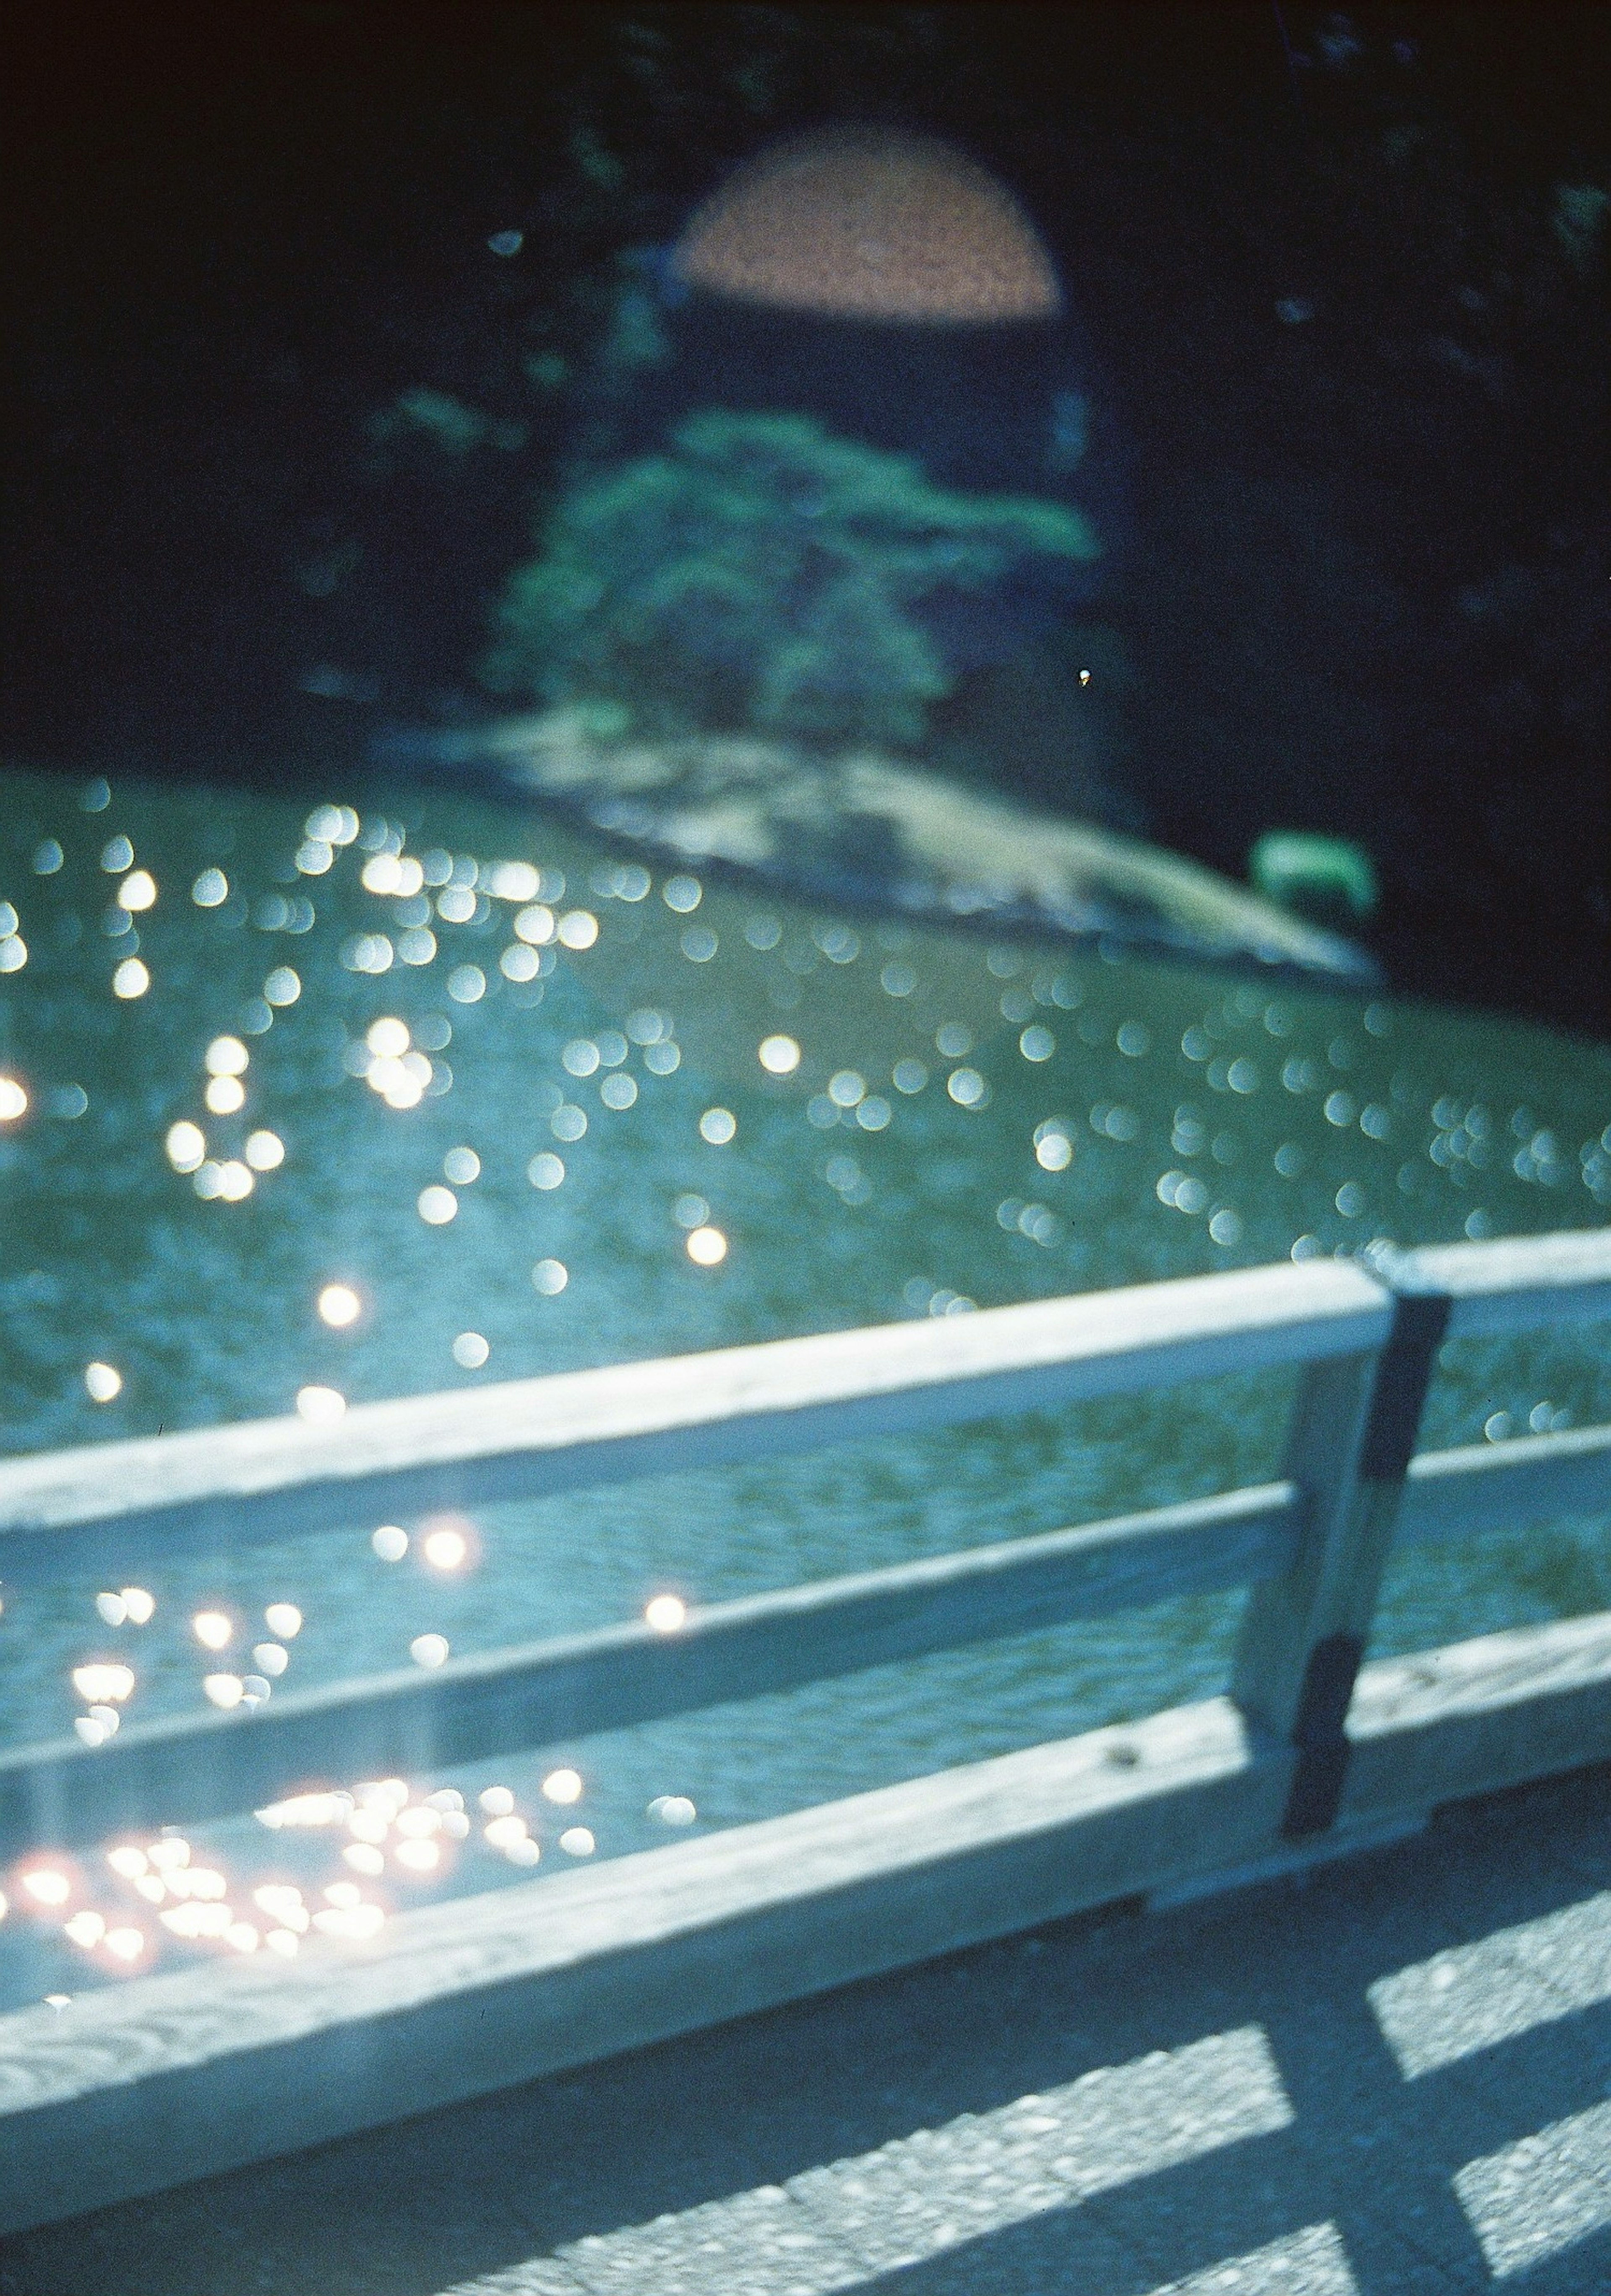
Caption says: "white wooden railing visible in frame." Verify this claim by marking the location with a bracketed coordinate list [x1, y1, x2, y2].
[0, 1228, 1608, 2234]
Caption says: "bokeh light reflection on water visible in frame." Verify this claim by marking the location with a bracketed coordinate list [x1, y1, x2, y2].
[0, 764, 1608, 2004]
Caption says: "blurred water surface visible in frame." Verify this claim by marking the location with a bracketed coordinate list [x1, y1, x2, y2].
[1, 764, 1608, 2004]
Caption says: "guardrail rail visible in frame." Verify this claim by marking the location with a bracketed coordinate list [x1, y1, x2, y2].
[0, 1228, 1607, 2232]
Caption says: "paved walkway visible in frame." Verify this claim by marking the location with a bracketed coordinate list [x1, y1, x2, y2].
[3, 1765, 1611, 2296]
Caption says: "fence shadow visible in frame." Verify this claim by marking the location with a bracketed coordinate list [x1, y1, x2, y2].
[4, 1762, 1610, 2296]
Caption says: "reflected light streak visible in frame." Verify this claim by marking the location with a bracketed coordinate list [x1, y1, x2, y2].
[256, 1791, 350, 1829]
[166, 1120, 206, 1171]
[71, 1663, 134, 1702]
[649, 1795, 698, 1825]
[422, 1524, 470, 1571]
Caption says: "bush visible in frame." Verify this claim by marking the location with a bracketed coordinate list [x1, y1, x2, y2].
[484, 411, 1097, 747]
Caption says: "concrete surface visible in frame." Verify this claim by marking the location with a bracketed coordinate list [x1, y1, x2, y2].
[4, 1761, 1610, 2296]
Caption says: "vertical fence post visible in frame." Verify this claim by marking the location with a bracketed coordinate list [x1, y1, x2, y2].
[1232, 1252, 1451, 1838]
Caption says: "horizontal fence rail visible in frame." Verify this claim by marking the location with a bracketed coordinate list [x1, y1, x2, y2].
[0, 1235, 1607, 1863]
[0, 1226, 1608, 2235]
[0, 1258, 1389, 1583]
[11, 1615, 1611, 2237]
[0, 1694, 1289, 2232]
[1374, 1230, 1611, 1338]
[1398, 1423, 1611, 1546]
[0, 1483, 1302, 1860]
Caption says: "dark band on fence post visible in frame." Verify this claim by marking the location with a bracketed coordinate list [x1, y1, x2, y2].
[1359, 1285, 1454, 1482]
[1280, 1277, 1451, 1837]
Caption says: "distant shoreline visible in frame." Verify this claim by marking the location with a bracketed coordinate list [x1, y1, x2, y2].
[376, 711, 1379, 990]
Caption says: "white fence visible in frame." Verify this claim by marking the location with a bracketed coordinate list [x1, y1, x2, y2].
[0, 1228, 1608, 2232]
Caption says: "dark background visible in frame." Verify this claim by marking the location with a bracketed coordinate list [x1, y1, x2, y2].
[3, 3, 1606, 1033]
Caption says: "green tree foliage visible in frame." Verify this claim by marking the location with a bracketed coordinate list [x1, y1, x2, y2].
[484, 412, 1098, 747]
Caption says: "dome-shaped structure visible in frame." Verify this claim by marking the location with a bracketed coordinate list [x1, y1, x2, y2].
[671, 128, 1062, 325]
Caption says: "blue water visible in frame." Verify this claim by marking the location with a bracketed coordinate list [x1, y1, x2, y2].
[1, 764, 1607, 2003]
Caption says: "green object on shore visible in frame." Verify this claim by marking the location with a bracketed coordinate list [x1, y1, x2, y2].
[1249, 832, 1379, 931]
